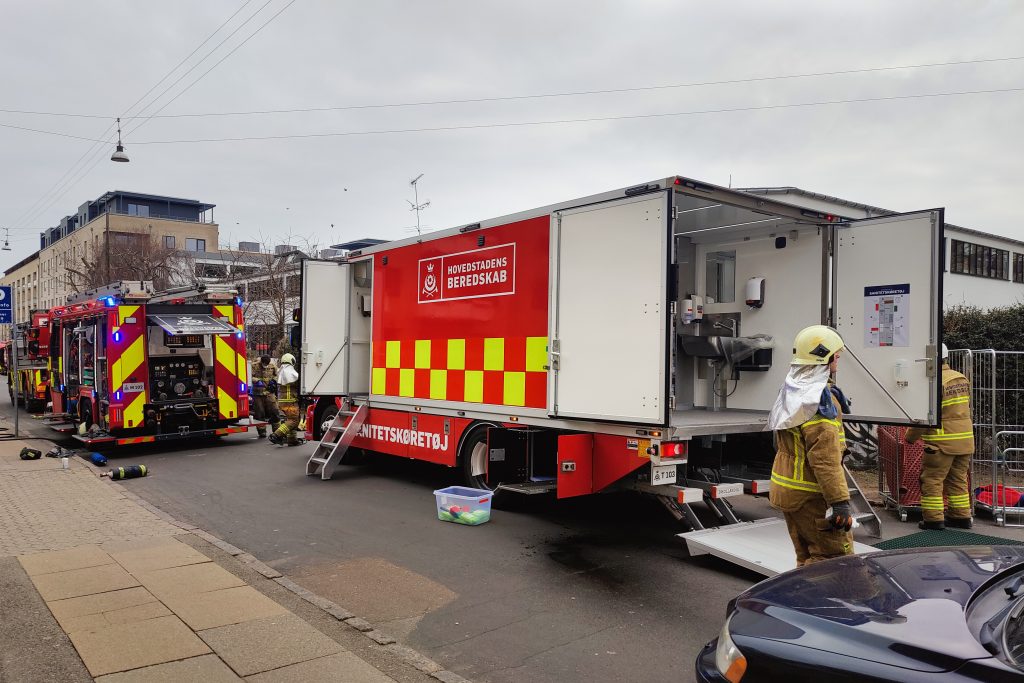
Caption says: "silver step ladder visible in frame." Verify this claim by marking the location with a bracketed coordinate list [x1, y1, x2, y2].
[305, 402, 368, 480]
[844, 464, 882, 538]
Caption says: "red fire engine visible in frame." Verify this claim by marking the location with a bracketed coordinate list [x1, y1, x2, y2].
[8, 310, 51, 412]
[44, 281, 258, 446]
[299, 175, 943, 565]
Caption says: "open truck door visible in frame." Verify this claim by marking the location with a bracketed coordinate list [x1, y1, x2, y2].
[549, 192, 670, 424]
[832, 209, 944, 425]
[300, 259, 351, 396]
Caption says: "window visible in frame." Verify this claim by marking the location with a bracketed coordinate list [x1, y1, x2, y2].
[1015, 254, 1024, 284]
[185, 238, 206, 252]
[164, 235, 176, 249]
[950, 239, 1011, 280]
[126, 203, 150, 217]
[705, 250, 736, 304]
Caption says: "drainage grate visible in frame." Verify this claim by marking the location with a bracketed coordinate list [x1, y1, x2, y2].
[874, 529, 1024, 550]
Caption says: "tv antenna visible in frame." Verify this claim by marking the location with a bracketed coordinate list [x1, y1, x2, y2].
[408, 174, 430, 236]
[2, 228, 11, 251]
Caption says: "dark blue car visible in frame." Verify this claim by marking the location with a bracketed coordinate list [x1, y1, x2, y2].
[697, 547, 1024, 681]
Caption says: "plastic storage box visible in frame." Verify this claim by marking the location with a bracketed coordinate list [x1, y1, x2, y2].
[433, 486, 492, 526]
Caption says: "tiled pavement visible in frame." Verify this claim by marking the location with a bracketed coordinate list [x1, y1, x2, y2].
[0, 440, 463, 683]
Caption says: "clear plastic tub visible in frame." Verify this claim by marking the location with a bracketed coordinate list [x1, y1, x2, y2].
[433, 486, 492, 526]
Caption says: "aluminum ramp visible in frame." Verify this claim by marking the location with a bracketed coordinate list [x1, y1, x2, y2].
[681, 518, 878, 578]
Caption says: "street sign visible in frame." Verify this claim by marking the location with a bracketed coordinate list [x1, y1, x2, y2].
[0, 286, 11, 325]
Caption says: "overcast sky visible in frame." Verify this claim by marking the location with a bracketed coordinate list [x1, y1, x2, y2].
[2, 0, 1023, 267]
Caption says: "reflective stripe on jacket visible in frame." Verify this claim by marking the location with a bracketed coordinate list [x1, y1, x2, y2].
[278, 380, 298, 404]
[905, 364, 974, 456]
[769, 390, 850, 511]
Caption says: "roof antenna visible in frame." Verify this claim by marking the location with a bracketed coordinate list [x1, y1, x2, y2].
[728, 173, 733, 189]
[2, 227, 11, 251]
[408, 174, 430, 236]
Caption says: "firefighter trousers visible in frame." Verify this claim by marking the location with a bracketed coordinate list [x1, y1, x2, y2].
[273, 402, 301, 445]
[251, 394, 280, 437]
[782, 496, 854, 567]
[920, 450, 972, 522]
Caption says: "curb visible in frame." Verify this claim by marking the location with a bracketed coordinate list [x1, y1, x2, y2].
[98, 469, 470, 683]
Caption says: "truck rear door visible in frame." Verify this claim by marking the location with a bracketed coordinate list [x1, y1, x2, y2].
[300, 259, 350, 396]
[831, 209, 943, 425]
[549, 192, 670, 424]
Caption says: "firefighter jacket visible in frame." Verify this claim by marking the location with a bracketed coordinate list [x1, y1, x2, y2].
[277, 364, 299, 405]
[250, 361, 278, 396]
[905, 364, 974, 456]
[769, 387, 850, 512]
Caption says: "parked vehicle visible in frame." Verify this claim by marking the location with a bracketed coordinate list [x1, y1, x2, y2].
[697, 546, 1024, 681]
[7, 310, 50, 412]
[299, 176, 945, 567]
[43, 281, 257, 446]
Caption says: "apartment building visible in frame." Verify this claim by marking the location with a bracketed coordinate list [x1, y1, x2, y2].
[0, 252, 40, 340]
[36, 190, 219, 310]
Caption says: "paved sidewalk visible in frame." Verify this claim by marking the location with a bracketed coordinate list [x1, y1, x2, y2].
[0, 440, 457, 683]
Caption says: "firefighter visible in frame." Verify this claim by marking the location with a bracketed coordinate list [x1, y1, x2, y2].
[249, 354, 280, 439]
[905, 344, 975, 530]
[767, 325, 856, 567]
[268, 353, 301, 446]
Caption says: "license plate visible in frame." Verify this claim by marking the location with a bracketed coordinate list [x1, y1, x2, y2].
[122, 382, 145, 392]
[651, 463, 677, 485]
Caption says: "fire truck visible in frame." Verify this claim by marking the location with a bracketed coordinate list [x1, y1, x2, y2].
[43, 281, 257, 446]
[7, 310, 51, 413]
[299, 175, 945, 575]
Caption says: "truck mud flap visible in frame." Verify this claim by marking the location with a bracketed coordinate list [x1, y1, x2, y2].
[680, 518, 878, 578]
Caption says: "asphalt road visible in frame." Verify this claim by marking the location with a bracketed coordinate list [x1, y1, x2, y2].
[0, 401, 766, 682]
[19, 398, 1015, 682]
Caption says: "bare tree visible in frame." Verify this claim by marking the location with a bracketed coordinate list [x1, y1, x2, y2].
[66, 233, 180, 292]
[200, 233, 321, 356]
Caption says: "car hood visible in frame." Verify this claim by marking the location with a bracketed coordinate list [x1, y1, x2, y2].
[731, 546, 1024, 672]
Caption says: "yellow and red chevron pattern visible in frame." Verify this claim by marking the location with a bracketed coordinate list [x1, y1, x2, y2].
[109, 305, 148, 428]
[370, 336, 548, 408]
[212, 304, 249, 419]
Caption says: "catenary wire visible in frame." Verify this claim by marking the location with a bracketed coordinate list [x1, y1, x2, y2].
[120, 0, 281, 137]
[1, 54, 1022, 121]
[8, 0, 259, 231]
[131, 85, 1024, 144]
[123, 0, 297, 139]
[8, 0, 287, 233]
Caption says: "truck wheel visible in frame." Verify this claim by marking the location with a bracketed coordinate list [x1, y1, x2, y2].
[315, 403, 339, 441]
[460, 422, 500, 491]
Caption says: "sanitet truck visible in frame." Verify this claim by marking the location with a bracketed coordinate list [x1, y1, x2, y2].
[298, 175, 944, 573]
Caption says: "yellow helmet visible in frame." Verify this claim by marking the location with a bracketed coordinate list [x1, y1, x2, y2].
[792, 325, 844, 365]
[280, 353, 296, 366]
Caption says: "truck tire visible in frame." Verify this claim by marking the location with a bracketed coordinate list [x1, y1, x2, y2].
[314, 402, 339, 441]
[460, 422, 501, 492]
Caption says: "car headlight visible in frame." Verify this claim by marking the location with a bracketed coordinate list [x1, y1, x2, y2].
[714, 616, 747, 682]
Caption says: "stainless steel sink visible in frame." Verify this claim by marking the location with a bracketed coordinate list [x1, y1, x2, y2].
[679, 335, 772, 364]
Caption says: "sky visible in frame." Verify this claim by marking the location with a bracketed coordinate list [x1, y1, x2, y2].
[2, 0, 1023, 268]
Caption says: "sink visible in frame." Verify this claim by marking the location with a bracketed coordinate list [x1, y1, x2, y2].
[679, 335, 726, 358]
[680, 335, 773, 364]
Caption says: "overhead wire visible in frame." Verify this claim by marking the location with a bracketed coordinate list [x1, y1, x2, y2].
[129, 85, 1024, 145]
[1, 54, 1022, 121]
[120, 0, 281, 137]
[7, 0, 288, 233]
[10, 0, 265, 232]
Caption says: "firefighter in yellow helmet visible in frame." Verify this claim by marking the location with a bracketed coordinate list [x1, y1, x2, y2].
[268, 353, 301, 446]
[767, 325, 855, 566]
[905, 344, 974, 530]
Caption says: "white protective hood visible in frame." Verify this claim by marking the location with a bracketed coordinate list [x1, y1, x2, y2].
[766, 364, 832, 431]
[278, 364, 299, 385]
